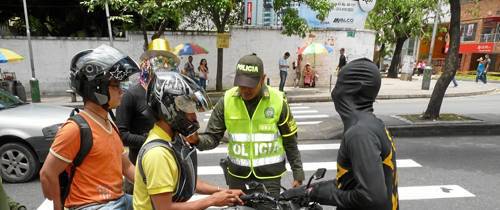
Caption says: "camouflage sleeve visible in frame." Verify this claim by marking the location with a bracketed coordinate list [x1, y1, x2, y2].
[197, 97, 226, 151]
[279, 100, 304, 181]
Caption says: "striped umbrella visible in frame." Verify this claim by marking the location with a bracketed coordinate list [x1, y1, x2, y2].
[174, 43, 209, 56]
[298, 43, 332, 55]
[0, 48, 24, 63]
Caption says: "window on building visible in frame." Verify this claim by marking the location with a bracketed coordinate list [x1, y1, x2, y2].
[460, 23, 477, 41]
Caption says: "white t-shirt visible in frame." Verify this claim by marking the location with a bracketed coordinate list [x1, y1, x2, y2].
[279, 58, 289, 72]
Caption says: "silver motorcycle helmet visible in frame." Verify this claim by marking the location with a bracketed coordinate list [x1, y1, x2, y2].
[146, 71, 212, 136]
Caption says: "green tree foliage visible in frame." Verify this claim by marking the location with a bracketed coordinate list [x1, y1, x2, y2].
[367, 0, 438, 78]
[0, 0, 111, 37]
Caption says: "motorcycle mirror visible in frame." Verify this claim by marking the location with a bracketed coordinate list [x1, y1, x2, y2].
[314, 168, 327, 180]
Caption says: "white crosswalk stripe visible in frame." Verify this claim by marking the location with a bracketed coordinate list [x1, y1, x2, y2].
[197, 159, 422, 175]
[201, 105, 327, 125]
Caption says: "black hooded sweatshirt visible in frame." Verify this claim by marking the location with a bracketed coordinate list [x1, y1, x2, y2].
[309, 58, 399, 210]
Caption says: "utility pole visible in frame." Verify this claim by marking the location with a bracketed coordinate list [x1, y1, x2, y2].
[105, 0, 114, 46]
[22, 0, 40, 102]
[428, 15, 439, 65]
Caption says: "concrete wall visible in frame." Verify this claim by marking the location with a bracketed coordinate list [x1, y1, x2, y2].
[0, 27, 375, 95]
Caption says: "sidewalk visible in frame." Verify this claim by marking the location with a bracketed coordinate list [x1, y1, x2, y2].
[284, 77, 498, 103]
[35, 78, 500, 140]
[37, 77, 498, 107]
[311, 113, 500, 140]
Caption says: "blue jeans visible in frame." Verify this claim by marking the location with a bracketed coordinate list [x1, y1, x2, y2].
[452, 77, 458, 87]
[72, 194, 132, 210]
[476, 72, 487, 84]
[279, 71, 287, 92]
[199, 78, 207, 90]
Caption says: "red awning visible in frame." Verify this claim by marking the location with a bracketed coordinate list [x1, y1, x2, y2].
[484, 16, 500, 23]
[459, 43, 494, 53]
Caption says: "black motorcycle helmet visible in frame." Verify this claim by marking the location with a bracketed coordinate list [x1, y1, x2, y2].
[70, 44, 139, 107]
[146, 71, 212, 136]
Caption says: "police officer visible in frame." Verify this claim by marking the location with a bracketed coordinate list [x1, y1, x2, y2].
[187, 54, 304, 199]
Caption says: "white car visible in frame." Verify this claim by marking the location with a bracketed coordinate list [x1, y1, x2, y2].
[0, 88, 71, 182]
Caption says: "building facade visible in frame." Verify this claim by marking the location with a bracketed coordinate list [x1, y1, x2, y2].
[458, 0, 499, 72]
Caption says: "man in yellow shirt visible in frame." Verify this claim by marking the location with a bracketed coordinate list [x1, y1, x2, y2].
[133, 71, 244, 210]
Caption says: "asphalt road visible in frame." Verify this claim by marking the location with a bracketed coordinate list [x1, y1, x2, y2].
[5, 135, 500, 210]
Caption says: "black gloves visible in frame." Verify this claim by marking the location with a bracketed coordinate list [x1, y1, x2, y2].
[281, 185, 310, 200]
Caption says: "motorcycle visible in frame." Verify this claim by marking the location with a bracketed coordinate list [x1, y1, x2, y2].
[219, 168, 327, 210]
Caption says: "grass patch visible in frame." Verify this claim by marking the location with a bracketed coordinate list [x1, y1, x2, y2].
[432, 71, 500, 81]
[398, 113, 477, 123]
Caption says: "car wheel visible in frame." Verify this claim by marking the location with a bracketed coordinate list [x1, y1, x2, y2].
[0, 143, 39, 183]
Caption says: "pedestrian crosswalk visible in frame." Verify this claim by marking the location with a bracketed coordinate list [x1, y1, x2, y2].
[37, 141, 476, 210]
[201, 103, 328, 126]
[192, 141, 476, 203]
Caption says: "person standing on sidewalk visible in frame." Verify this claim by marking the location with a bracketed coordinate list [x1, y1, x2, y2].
[282, 58, 399, 210]
[186, 54, 304, 204]
[198, 58, 209, 90]
[337, 48, 347, 72]
[40, 45, 139, 210]
[133, 71, 243, 210]
[279, 52, 290, 92]
[116, 38, 180, 194]
[183, 56, 197, 82]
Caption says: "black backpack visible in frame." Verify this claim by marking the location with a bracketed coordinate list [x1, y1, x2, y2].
[43, 108, 118, 207]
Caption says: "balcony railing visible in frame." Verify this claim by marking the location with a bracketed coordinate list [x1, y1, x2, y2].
[480, 33, 500, 43]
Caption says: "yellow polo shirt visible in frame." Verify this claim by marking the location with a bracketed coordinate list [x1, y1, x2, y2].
[133, 124, 179, 210]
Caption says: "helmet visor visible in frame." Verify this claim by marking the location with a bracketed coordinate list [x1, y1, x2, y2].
[109, 56, 140, 81]
[174, 90, 213, 113]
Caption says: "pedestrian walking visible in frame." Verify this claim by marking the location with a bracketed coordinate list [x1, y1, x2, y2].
[115, 38, 179, 194]
[186, 54, 304, 209]
[476, 57, 487, 84]
[198, 58, 209, 90]
[282, 58, 399, 210]
[133, 71, 243, 210]
[484, 54, 491, 84]
[279, 52, 290, 92]
[40, 45, 139, 210]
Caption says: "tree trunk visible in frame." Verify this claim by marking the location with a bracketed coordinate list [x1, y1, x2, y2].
[141, 17, 148, 51]
[387, 37, 407, 78]
[377, 43, 386, 69]
[423, 0, 461, 120]
[151, 19, 168, 40]
[216, 47, 224, 91]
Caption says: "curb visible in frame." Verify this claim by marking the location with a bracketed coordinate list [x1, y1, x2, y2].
[387, 123, 500, 137]
[288, 87, 497, 103]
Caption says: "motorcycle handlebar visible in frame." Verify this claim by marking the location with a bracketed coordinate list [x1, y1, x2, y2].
[240, 193, 276, 203]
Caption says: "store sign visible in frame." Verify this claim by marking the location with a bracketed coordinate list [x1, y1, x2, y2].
[298, 0, 376, 29]
[459, 43, 494, 53]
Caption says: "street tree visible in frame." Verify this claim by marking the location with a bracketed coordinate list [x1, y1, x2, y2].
[422, 0, 460, 120]
[81, 0, 185, 50]
[367, 0, 438, 78]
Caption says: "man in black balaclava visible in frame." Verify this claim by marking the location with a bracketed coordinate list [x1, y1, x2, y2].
[282, 58, 399, 210]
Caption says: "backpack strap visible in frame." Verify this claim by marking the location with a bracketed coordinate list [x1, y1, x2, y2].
[60, 112, 93, 207]
[137, 139, 173, 185]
